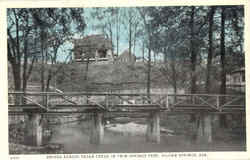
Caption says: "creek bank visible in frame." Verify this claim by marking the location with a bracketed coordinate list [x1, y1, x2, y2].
[9, 143, 63, 154]
[9, 121, 61, 154]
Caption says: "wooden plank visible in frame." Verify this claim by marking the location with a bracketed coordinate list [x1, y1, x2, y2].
[9, 104, 164, 110]
[105, 113, 149, 116]
[8, 112, 26, 115]
[9, 110, 245, 116]
[105, 115, 149, 118]
[222, 109, 245, 111]
[171, 107, 244, 111]
[23, 96, 47, 110]
[9, 104, 101, 109]
[8, 109, 160, 115]
[165, 111, 245, 114]
[173, 104, 216, 107]
[9, 105, 244, 111]
[109, 109, 161, 113]
[8, 92, 245, 98]
[114, 104, 161, 107]
[9, 110, 99, 114]
[222, 105, 245, 108]
[53, 92, 78, 105]
[172, 107, 216, 110]
[50, 104, 101, 108]
[9, 104, 43, 108]
[87, 99, 106, 110]
[113, 107, 161, 110]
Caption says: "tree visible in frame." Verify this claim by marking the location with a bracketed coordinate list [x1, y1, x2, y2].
[138, 7, 154, 98]
[91, 8, 116, 54]
[8, 9, 38, 93]
[205, 6, 216, 93]
[115, 8, 121, 56]
[121, 8, 143, 59]
[139, 7, 191, 96]
[220, 7, 226, 96]
[32, 8, 85, 92]
[7, 8, 86, 93]
[190, 6, 197, 94]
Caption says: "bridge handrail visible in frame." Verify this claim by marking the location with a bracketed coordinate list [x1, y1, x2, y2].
[8, 92, 245, 97]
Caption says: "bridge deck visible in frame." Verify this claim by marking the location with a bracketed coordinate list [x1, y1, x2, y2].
[8, 104, 245, 114]
[8, 92, 245, 115]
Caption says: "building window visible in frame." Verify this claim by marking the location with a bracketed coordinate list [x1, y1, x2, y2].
[242, 73, 245, 82]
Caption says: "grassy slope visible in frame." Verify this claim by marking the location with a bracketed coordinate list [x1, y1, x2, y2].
[8, 62, 175, 92]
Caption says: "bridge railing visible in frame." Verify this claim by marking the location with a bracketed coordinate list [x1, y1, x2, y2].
[8, 92, 245, 112]
[159, 94, 245, 111]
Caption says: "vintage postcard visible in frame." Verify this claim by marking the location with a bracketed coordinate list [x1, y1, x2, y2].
[0, 0, 249, 160]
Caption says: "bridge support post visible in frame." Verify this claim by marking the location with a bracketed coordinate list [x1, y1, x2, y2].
[90, 112, 104, 144]
[146, 111, 160, 144]
[24, 113, 43, 146]
[196, 113, 212, 143]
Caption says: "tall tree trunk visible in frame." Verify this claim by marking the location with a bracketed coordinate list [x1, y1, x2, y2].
[163, 47, 167, 63]
[12, 63, 21, 92]
[198, 7, 216, 143]
[109, 25, 114, 56]
[11, 62, 22, 105]
[133, 23, 138, 56]
[40, 30, 45, 92]
[154, 52, 156, 63]
[220, 6, 227, 128]
[139, 8, 152, 98]
[116, 17, 119, 56]
[41, 57, 45, 92]
[206, 7, 216, 93]
[85, 58, 90, 81]
[13, 9, 22, 92]
[142, 42, 145, 62]
[46, 70, 52, 92]
[190, 6, 197, 94]
[220, 7, 226, 95]
[147, 48, 151, 98]
[116, 9, 120, 57]
[22, 53, 28, 106]
[22, 37, 29, 93]
[189, 6, 197, 124]
[22, 15, 32, 94]
[8, 9, 22, 105]
[133, 34, 136, 56]
[171, 62, 177, 95]
[170, 51, 177, 100]
[46, 46, 59, 91]
[129, 15, 132, 60]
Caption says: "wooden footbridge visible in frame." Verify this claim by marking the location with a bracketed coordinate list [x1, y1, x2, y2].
[8, 92, 245, 146]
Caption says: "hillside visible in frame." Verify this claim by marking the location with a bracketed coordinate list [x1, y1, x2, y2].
[8, 61, 244, 95]
[8, 61, 189, 93]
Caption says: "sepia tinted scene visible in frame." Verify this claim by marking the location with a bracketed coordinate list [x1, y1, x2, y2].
[7, 6, 245, 154]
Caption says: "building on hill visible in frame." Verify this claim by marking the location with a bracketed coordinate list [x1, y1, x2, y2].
[115, 49, 136, 64]
[73, 34, 115, 63]
[226, 67, 245, 92]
